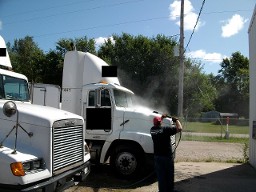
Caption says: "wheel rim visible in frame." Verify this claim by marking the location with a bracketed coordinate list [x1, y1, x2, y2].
[115, 151, 137, 175]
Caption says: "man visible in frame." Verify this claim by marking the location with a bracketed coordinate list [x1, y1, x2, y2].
[150, 115, 182, 192]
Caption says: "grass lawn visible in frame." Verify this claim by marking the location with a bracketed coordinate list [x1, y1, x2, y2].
[181, 134, 249, 144]
[182, 121, 249, 134]
[179, 121, 249, 144]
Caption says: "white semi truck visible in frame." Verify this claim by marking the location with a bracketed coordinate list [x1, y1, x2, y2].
[32, 50, 176, 178]
[0, 36, 90, 191]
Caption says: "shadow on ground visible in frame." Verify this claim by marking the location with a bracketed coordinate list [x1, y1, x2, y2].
[175, 163, 256, 192]
[68, 162, 256, 192]
[77, 164, 157, 190]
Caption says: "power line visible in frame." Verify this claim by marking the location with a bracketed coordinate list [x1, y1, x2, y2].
[32, 16, 170, 38]
[1, 0, 252, 43]
[2, 0, 96, 18]
[3, 2, 252, 26]
[3, 0, 146, 25]
[184, 0, 206, 53]
[7, 9, 251, 39]
[203, 9, 252, 15]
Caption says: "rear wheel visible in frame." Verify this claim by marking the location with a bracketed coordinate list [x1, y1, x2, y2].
[110, 146, 142, 178]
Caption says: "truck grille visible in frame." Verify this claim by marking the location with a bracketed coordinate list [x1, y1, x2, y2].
[52, 119, 84, 174]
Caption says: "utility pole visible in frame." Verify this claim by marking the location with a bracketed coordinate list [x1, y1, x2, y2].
[178, 0, 184, 117]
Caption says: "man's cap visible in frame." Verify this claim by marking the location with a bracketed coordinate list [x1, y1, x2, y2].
[153, 116, 162, 126]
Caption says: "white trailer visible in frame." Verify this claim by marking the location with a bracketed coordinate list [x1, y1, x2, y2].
[249, 4, 256, 169]
[0, 36, 90, 191]
[30, 83, 61, 109]
[32, 50, 177, 178]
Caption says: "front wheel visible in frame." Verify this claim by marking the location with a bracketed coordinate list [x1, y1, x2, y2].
[110, 146, 142, 178]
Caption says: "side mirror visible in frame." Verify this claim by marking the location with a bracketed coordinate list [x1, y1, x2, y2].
[1, 101, 33, 153]
[3, 101, 17, 117]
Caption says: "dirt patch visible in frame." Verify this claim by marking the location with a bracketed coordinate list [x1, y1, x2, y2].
[175, 141, 244, 162]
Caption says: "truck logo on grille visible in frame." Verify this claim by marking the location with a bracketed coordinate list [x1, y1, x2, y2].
[65, 121, 75, 127]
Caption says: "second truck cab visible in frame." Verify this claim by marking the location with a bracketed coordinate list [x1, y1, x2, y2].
[31, 50, 176, 178]
[60, 51, 176, 177]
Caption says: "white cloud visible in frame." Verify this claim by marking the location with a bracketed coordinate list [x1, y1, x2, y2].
[187, 49, 227, 63]
[169, 0, 203, 31]
[221, 14, 248, 38]
[94, 36, 115, 48]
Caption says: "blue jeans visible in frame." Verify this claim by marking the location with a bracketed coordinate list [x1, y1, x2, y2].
[154, 155, 174, 192]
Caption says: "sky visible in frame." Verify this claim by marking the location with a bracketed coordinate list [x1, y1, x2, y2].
[0, 0, 255, 75]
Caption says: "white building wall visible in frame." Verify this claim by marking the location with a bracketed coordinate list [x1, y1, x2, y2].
[249, 4, 256, 168]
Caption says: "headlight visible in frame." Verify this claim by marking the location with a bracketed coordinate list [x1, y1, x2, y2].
[10, 159, 45, 176]
[10, 162, 25, 176]
[33, 159, 42, 169]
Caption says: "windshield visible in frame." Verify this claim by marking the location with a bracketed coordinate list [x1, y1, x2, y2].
[0, 74, 29, 101]
[113, 89, 133, 108]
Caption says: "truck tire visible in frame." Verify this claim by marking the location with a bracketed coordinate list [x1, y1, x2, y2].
[110, 146, 142, 178]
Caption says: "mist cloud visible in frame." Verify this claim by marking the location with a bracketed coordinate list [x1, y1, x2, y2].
[221, 14, 248, 38]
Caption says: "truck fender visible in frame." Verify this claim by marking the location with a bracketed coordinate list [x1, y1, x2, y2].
[99, 130, 153, 163]
[99, 130, 120, 163]
[0, 157, 16, 184]
[119, 131, 153, 153]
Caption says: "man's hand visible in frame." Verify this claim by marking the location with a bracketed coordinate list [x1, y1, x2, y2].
[172, 117, 179, 123]
[161, 114, 167, 119]
[175, 120, 182, 132]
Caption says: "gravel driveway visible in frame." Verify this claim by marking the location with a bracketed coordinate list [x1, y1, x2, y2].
[175, 141, 245, 162]
[65, 141, 246, 192]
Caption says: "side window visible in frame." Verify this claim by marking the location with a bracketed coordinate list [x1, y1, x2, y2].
[101, 89, 111, 106]
[88, 89, 111, 107]
[88, 91, 95, 106]
[2, 75, 29, 101]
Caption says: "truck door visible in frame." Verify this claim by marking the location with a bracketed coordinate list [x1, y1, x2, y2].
[85, 88, 112, 135]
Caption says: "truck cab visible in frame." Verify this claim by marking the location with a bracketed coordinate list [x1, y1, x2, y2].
[81, 82, 164, 177]
[31, 50, 176, 178]
[0, 36, 90, 191]
[59, 51, 176, 178]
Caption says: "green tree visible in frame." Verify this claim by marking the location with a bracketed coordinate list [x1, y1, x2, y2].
[40, 50, 63, 86]
[6, 34, 217, 117]
[183, 61, 217, 118]
[98, 33, 178, 112]
[8, 36, 45, 83]
[49, 36, 97, 86]
[98, 33, 216, 116]
[56, 36, 96, 57]
[215, 51, 249, 117]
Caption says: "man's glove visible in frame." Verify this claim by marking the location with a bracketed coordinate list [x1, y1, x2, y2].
[161, 114, 167, 119]
[172, 117, 179, 123]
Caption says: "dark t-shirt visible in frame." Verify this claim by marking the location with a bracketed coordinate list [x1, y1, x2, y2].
[150, 126, 177, 157]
